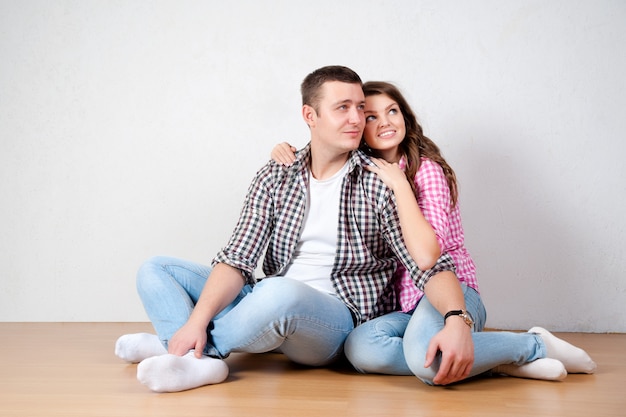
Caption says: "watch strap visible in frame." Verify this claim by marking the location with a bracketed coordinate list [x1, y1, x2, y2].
[444, 310, 464, 321]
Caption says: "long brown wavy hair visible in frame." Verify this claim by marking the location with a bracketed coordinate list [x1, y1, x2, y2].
[361, 81, 459, 208]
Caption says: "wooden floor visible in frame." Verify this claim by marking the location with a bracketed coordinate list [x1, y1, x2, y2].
[0, 323, 624, 417]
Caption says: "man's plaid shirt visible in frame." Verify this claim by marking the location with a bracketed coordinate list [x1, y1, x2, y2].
[213, 144, 455, 325]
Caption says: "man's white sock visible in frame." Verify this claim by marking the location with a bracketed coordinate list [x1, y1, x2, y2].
[137, 352, 229, 393]
[529, 327, 597, 374]
[115, 333, 167, 363]
[493, 358, 567, 381]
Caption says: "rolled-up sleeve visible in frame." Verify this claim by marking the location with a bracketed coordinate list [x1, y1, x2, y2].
[380, 188, 456, 292]
[213, 164, 275, 285]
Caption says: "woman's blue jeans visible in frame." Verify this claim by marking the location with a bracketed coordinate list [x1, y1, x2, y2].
[344, 284, 547, 384]
[136, 256, 354, 366]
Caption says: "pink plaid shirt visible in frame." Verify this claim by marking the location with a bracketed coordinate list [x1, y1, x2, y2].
[395, 157, 478, 312]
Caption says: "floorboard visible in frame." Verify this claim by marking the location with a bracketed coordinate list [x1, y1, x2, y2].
[0, 322, 624, 417]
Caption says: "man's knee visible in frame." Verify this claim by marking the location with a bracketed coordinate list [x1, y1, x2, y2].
[253, 277, 313, 311]
[136, 256, 168, 295]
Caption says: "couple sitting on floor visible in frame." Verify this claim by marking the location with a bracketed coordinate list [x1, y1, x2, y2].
[115, 65, 596, 393]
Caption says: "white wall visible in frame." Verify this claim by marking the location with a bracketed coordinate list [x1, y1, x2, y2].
[1, 0, 624, 332]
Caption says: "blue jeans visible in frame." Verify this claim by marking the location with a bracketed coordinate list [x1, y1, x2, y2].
[344, 284, 547, 384]
[136, 256, 354, 366]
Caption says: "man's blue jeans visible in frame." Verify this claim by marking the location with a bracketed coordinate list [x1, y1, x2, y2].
[344, 284, 547, 384]
[136, 256, 354, 366]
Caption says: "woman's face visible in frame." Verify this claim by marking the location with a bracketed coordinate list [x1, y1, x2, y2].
[363, 93, 406, 162]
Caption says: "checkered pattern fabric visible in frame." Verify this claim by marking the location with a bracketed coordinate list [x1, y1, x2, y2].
[395, 157, 478, 312]
[213, 144, 455, 324]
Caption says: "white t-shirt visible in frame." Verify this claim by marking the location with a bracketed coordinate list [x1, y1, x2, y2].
[281, 162, 349, 293]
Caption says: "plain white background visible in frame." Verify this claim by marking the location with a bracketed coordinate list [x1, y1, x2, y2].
[1, 0, 624, 332]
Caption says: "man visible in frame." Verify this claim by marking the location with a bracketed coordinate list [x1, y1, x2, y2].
[115, 65, 456, 392]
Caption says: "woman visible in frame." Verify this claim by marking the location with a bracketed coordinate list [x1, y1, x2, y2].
[271, 81, 596, 385]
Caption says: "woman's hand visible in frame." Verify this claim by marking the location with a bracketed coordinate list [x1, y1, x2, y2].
[271, 142, 297, 166]
[364, 157, 410, 191]
[425, 318, 475, 385]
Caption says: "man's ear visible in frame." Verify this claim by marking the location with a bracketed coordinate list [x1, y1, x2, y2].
[302, 104, 316, 128]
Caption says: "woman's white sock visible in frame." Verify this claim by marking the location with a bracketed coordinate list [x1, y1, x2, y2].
[494, 358, 567, 381]
[114, 333, 167, 363]
[529, 327, 597, 374]
[137, 351, 229, 393]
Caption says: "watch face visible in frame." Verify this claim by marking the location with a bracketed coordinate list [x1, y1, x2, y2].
[461, 313, 474, 327]
[444, 310, 474, 328]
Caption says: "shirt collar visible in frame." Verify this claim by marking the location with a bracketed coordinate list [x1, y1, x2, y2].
[295, 143, 369, 177]
[398, 155, 408, 171]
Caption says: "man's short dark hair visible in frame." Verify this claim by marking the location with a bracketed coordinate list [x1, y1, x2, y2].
[301, 65, 362, 113]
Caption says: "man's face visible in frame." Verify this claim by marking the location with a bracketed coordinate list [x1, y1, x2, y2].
[306, 81, 365, 153]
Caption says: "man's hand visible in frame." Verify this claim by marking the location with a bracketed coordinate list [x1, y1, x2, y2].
[424, 318, 474, 385]
[168, 321, 208, 359]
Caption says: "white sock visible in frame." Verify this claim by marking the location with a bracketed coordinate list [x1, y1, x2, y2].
[115, 333, 167, 363]
[137, 351, 229, 393]
[493, 358, 567, 381]
[529, 327, 597, 374]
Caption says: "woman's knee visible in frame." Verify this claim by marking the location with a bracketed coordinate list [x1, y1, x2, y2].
[345, 336, 401, 374]
[463, 286, 487, 332]
[403, 348, 437, 384]
[345, 315, 411, 375]
[344, 323, 375, 373]
[403, 330, 438, 384]
[413, 367, 437, 385]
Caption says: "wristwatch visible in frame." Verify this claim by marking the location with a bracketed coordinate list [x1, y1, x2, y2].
[444, 310, 474, 328]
